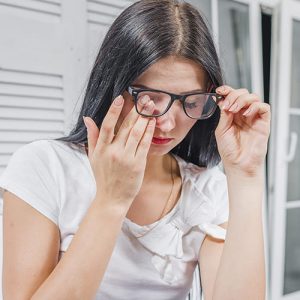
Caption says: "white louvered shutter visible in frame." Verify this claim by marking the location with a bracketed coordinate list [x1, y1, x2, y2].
[0, 0, 135, 202]
[0, 1, 134, 298]
[0, 1, 200, 299]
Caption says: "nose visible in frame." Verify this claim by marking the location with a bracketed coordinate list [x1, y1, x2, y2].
[154, 103, 177, 132]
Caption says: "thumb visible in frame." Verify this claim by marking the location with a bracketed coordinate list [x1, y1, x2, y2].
[215, 102, 233, 136]
[83, 116, 99, 159]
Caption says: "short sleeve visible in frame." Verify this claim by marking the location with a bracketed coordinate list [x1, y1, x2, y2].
[0, 141, 60, 225]
[211, 167, 229, 225]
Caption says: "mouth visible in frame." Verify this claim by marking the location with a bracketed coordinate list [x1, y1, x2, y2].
[151, 137, 174, 145]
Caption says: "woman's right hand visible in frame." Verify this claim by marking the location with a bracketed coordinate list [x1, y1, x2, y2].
[83, 94, 156, 209]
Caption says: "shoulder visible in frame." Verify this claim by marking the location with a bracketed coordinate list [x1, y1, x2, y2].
[4, 139, 52, 168]
[12, 139, 62, 158]
[3, 139, 64, 178]
[4, 139, 87, 183]
[0, 140, 67, 225]
[15, 139, 84, 162]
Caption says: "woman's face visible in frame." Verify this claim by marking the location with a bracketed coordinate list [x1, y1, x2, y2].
[118, 55, 208, 156]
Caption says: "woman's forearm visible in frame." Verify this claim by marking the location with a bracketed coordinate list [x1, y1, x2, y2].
[212, 168, 266, 300]
[31, 195, 129, 300]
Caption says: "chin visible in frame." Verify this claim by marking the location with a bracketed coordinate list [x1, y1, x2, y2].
[147, 145, 174, 156]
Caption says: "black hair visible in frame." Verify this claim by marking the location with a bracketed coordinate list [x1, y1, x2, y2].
[54, 0, 224, 167]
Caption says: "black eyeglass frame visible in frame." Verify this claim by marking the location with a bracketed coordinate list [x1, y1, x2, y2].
[126, 86, 224, 120]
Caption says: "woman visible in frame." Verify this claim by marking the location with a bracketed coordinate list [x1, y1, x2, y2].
[1, 0, 270, 299]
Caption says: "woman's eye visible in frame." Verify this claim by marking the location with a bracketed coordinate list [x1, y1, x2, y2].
[185, 102, 198, 109]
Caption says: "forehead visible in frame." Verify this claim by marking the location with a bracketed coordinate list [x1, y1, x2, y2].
[133, 56, 208, 93]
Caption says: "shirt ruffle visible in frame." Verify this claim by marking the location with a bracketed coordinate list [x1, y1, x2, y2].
[123, 172, 228, 285]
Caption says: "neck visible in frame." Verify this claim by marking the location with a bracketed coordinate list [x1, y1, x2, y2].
[143, 153, 176, 183]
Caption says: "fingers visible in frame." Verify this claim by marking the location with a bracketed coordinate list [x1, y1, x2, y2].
[215, 85, 234, 97]
[216, 85, 265, 116]
[217, 87, 250, 110]
[242, 101, 271, 123]
[135, 118, 156, 158]
[215, 85, 270, 135]
[97, 95, 124, 147]
[125, 100, 155, 154]
[88, 92, 155, 157]
[83, 116, 99, 159]
[114, 94, 150, 146]
[214, 85, 236, 134]
[226, 93, 261, 113]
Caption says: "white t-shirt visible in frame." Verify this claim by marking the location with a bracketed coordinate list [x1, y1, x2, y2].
[0, 139, 229, 300]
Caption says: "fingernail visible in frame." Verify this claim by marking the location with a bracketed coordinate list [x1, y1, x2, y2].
[216, 86, 227, 94]
[149, 119, 156, 126]
[114, 95, 123, 106]
[83, 116, 88, 129]
[243, 108, 251, 116]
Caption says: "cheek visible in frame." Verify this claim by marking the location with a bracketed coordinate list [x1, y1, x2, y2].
[187, 119, 197, 130]
[177, 115, 197, 136]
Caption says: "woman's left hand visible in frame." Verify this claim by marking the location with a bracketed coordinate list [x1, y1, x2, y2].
[214, 85, 271, 177]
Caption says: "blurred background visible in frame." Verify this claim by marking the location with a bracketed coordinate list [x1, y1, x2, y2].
[0, 0, 299, 299]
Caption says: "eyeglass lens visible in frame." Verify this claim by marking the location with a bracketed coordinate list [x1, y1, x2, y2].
[136, 91, 218, 119]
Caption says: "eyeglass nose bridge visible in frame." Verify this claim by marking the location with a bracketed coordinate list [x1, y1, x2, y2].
[169, 93, 187, 107]
[161, 94, 186, 116]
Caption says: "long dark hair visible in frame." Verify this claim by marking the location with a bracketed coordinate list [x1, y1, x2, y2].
[54, 0, 224, 168]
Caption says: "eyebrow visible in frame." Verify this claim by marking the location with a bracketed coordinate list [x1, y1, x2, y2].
[131, 84, 205, 94]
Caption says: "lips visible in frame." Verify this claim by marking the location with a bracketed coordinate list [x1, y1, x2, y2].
[152, 137, 173, 145]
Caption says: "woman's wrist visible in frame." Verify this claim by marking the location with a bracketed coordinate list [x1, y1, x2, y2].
[223, 163, 265, 181]
[94, 193, 133, 217]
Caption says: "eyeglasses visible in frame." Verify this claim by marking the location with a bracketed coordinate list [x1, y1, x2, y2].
[126, 86, 224, 120]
